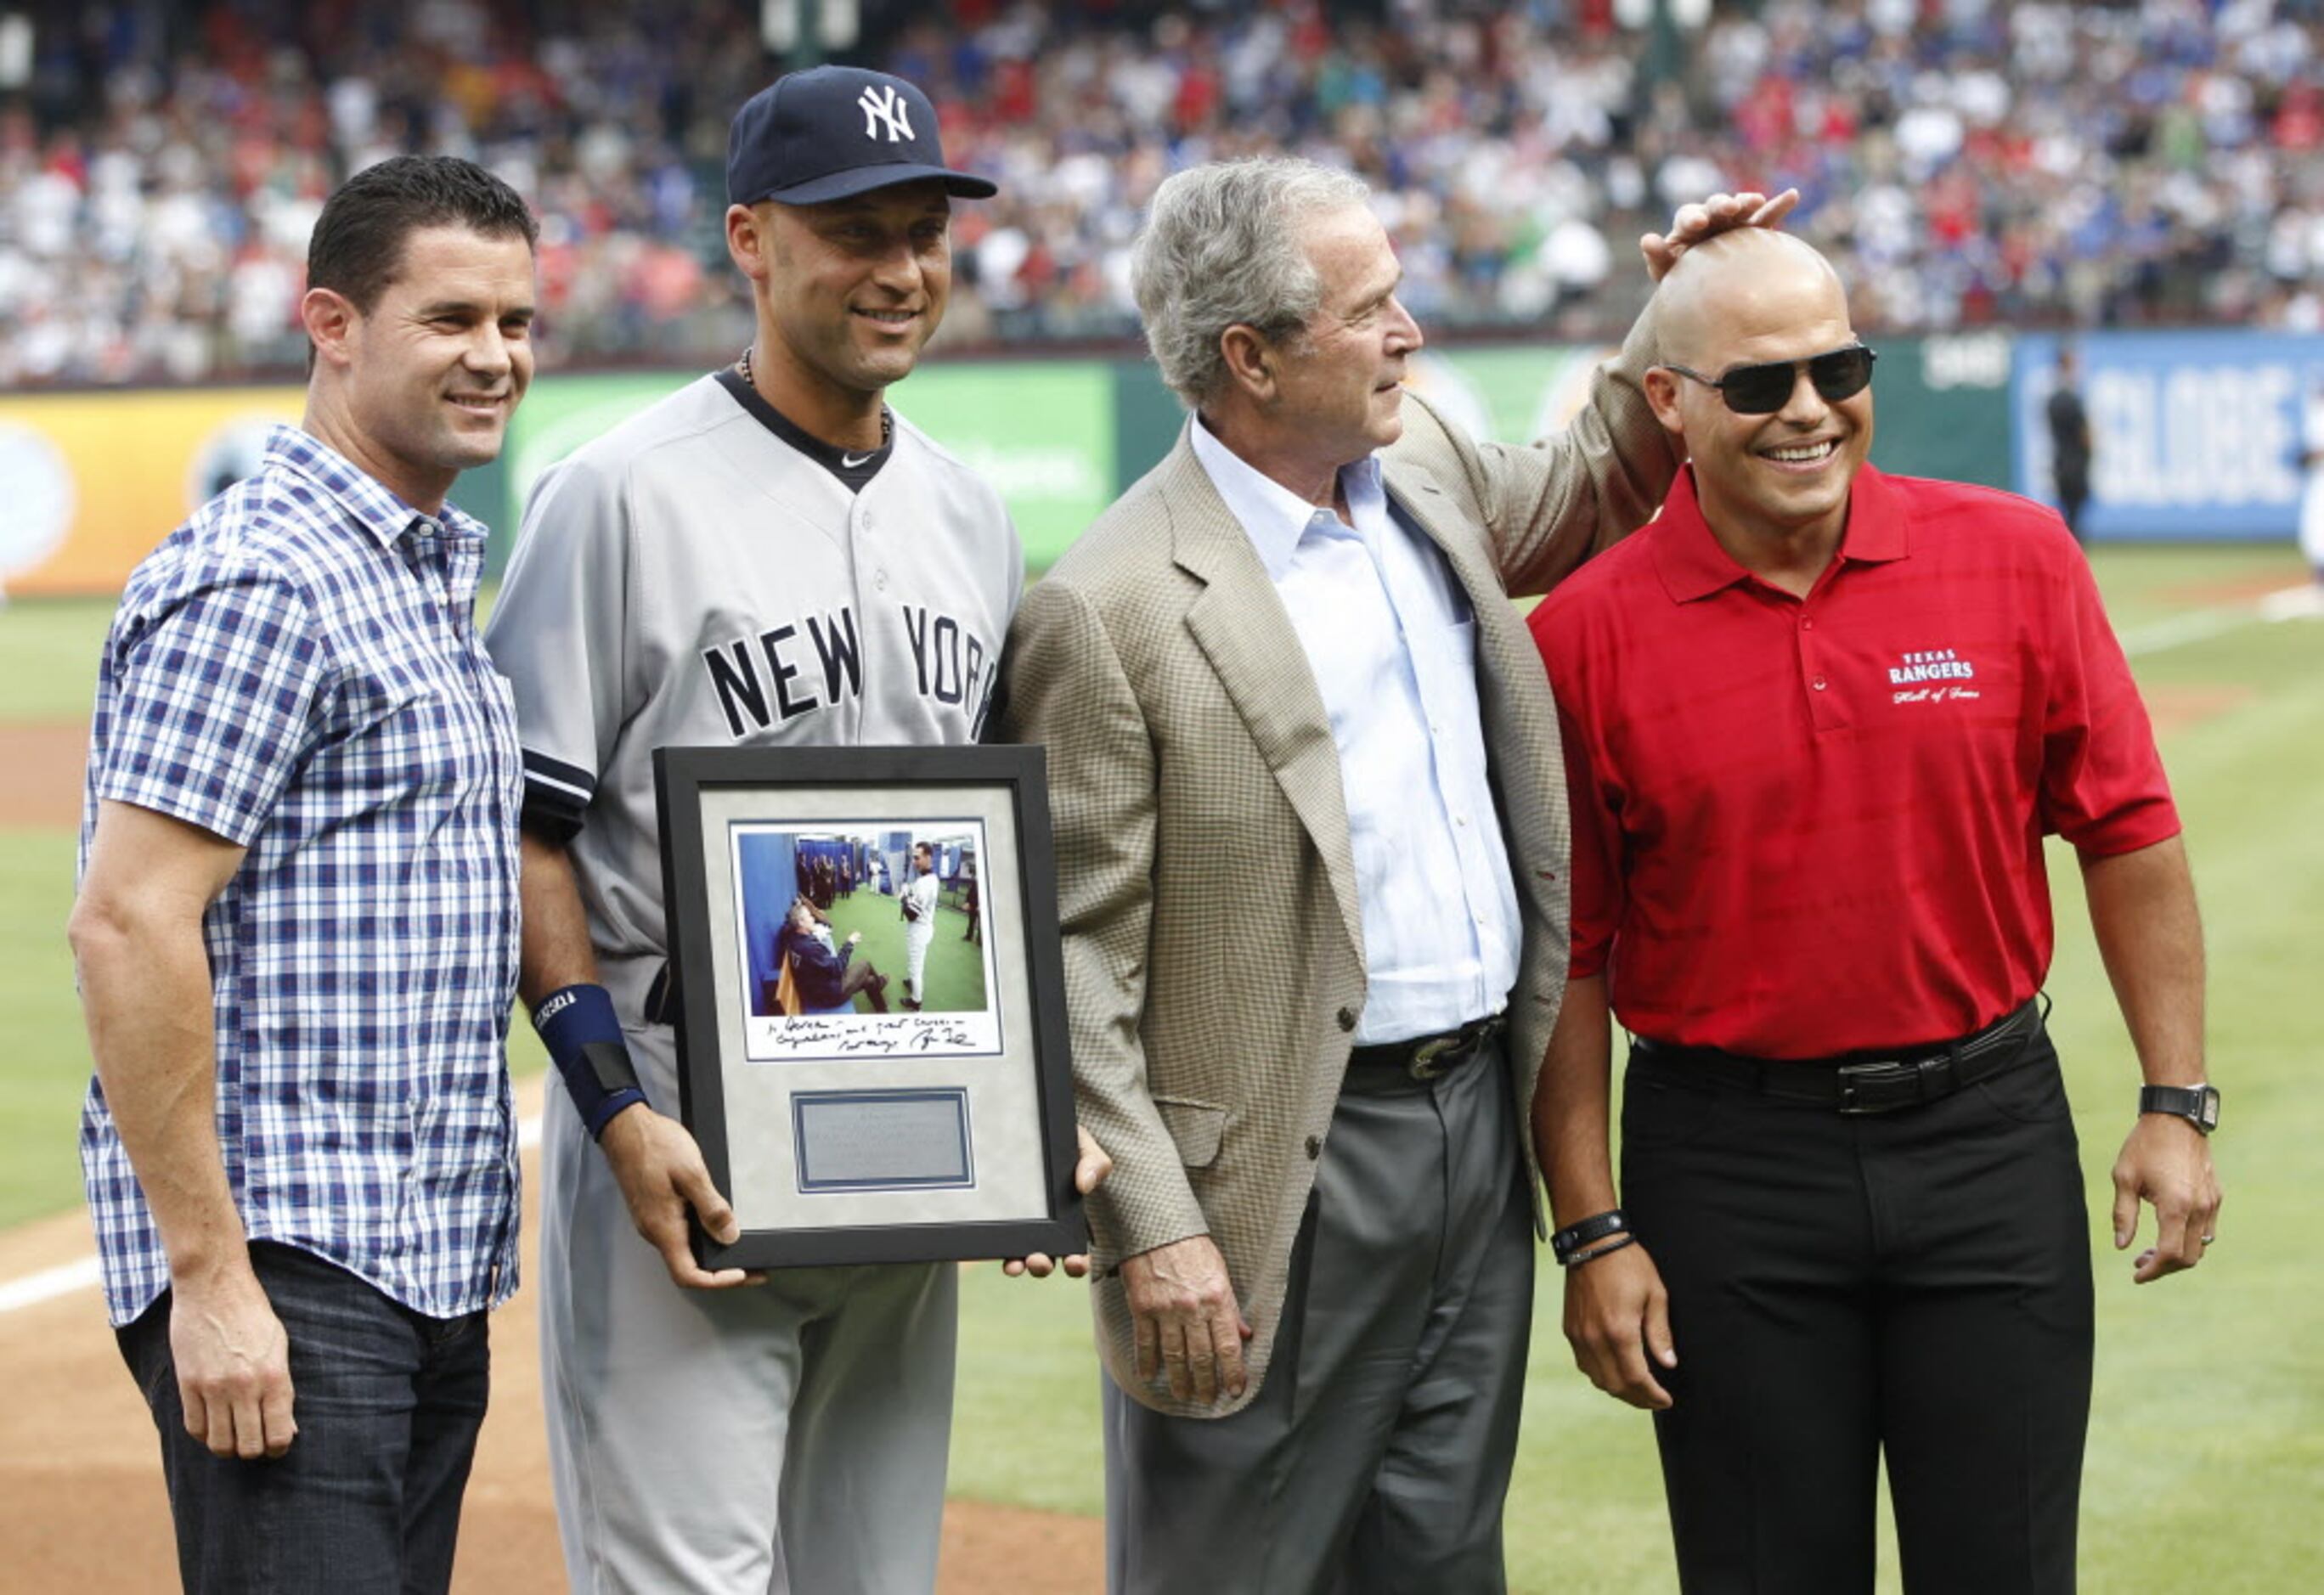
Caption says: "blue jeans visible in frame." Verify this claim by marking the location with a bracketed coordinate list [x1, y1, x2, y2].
[116, 1241, 491, 1594]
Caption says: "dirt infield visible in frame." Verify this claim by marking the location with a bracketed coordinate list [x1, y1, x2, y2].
[2158, 572, 2304, 607]
[2139, 682, 2256, 738]
[0, 720, 87, 827]
[0, 724, 1109, 1590]
[0, 1084, 1105, 1592]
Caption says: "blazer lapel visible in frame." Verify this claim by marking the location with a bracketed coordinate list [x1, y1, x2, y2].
[1381, 461, 1509, 648]
[1382, 459, 1539, 711]
[1383, 457, 1565, 867]
[1161, 436, 1366, 961]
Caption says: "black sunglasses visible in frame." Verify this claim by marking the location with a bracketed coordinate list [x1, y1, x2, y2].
[1664, 345, 1877, 414]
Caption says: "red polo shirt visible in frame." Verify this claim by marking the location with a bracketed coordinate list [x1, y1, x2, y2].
[1531, 464, 2180, 1058]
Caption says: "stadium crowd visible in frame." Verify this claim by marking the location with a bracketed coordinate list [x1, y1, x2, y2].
[5, 0, 2324, 386]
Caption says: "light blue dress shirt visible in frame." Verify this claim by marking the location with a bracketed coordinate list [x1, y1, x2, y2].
[1190, 417, 1520, 1045]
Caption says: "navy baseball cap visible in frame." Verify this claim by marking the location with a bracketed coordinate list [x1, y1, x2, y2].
[727, 66, 999, 207]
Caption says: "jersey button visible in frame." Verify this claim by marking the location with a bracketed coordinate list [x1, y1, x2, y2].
[1337, 1006, 1357, 1032]
[1812, 675, 1829, 690]
[1306, 1135, 1323, 1160]
[874, 570, 888, 591]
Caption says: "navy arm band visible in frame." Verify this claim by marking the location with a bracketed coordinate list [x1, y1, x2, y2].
[534, 983, 649, 1140]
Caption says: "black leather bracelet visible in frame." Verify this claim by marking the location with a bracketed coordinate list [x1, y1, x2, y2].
[1563, 1233, 1639, 1270]
[1551, 1208, 1628, 1265]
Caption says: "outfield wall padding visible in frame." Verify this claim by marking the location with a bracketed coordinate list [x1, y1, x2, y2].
[8, 330, 2305, 595]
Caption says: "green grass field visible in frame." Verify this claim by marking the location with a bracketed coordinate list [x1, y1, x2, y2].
[812, 888, 986, 1012]
[8, 544, 2321, 1587]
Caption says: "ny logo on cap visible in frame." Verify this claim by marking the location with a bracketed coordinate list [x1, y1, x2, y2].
[859, 84, 913, 142]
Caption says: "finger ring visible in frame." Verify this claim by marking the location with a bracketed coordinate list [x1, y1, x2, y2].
[2202, 1234, 2216, 1245]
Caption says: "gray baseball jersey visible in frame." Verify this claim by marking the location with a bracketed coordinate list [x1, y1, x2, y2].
[482, 371, 1020, 1592]
[486, 372, 1022, 1029]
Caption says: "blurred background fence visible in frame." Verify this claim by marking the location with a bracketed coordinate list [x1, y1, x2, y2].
[6, 325, 2321, 598]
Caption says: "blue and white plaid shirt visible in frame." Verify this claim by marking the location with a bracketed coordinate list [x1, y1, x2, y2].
[80, 426, 524, 1328]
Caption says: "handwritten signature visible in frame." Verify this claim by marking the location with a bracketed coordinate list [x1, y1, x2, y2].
[763, 1014, 980, 1057]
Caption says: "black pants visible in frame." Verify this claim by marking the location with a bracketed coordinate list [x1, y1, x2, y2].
[2056, 471, 2089, 541]
[117, 1242, 491, 1594]
[833, 955, 890, 1011]
[1622, 1027, 2092, 1594]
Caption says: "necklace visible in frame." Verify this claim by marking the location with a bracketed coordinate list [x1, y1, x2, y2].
[736, 347, 892, 453]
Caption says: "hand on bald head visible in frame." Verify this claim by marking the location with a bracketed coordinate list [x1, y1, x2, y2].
[1654, 230, 1848, 374]
[1643, 228, 1873, 570]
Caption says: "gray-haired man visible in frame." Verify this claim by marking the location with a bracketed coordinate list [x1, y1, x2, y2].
[1000, 158, 1791, 1592]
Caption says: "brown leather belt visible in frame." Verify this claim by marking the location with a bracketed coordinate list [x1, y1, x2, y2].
[1627, 998, 2045, 1116]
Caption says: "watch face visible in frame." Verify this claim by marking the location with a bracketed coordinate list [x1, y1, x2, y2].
[2199, 1088, 2220, 1130]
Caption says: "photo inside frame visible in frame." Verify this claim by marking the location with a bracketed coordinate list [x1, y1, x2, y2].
[728, 819, 1003, 1062]
[687, 775, 1052, 1233]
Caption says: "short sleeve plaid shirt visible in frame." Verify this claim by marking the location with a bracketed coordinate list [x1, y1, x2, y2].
[80, 426, 524, 1327]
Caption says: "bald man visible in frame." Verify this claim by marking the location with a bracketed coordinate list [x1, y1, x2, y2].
[1526, 231, 2221, 1593]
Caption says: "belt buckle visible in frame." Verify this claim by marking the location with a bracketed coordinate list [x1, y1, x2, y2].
[1835, 1058, 1921, 1115]
[1407, 1034, 1460, 1081]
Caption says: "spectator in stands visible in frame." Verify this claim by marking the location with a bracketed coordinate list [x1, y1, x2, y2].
[11, 0, 2324, 383]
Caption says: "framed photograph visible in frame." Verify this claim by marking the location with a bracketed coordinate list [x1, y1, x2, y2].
[655, 744, 1086, 1270]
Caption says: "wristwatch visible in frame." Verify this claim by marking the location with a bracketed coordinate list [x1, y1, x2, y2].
[2139, 1084, 2220, 1136]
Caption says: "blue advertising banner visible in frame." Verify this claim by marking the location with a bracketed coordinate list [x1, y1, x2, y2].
[2015, 330, 2324, 540]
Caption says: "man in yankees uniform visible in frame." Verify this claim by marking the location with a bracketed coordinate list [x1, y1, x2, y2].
[901, 839, 940, 1008]
[485, 67, 1103, 1593]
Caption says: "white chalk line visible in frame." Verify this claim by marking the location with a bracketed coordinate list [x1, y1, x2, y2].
[2120, 582, 2318, 657]
[3, 586, 2316, 1316]
[0, 1113, 542, 1316]
[0, 1255, 98, 1314]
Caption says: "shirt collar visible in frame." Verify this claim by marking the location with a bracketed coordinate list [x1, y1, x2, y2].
[262, 424, 487, 551]
[1650, 460, 1912, 604]
[1188, 413, 1377, 582]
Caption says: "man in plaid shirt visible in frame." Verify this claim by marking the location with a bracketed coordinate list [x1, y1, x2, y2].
[68, 156, 537, 1593]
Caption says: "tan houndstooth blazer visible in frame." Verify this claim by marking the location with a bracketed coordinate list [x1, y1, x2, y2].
[999, 315, 1681, 1418]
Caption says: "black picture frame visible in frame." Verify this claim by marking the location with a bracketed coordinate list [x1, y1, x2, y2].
[654, 743, 1086, 1270]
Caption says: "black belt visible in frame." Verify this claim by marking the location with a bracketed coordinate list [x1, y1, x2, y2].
[1628, 998, 2045, 1116]
[642, 963, 679, 1027]
[1347, 1013, 1505, 1083]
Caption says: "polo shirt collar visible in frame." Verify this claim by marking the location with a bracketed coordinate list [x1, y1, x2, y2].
[1189, 412, 1371, 582]
[262, 424, 486, 551]
[1650, 461, 1912, 604]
